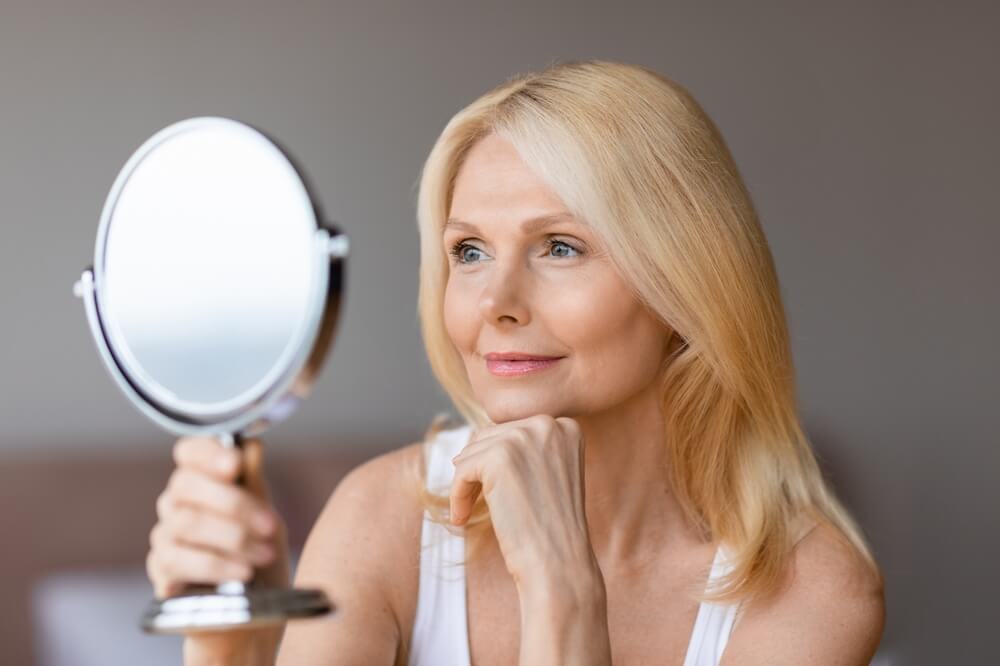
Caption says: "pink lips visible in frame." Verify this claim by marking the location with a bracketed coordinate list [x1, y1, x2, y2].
[484, 352, 564, 376]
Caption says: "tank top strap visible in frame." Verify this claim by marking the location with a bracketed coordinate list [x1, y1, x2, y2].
[423, 424, 471, 492]
[682, 545, 742, 666]
[407, 424, 473, 666]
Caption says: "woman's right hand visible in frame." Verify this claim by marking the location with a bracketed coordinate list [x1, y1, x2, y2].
[146, 436, 291, 665]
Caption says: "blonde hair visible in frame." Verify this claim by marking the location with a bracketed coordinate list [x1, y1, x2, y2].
[412, 60, 878, 603]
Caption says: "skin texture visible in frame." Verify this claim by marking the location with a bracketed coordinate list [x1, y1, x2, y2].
[153, 132, 884, 665]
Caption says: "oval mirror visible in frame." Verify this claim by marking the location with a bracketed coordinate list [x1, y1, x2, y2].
[73, 116, 348, 633]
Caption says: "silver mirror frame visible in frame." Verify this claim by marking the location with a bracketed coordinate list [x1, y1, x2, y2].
[73, 117, 349, 439]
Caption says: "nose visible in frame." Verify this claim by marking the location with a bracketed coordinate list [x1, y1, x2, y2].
[478, 257, 531, 326]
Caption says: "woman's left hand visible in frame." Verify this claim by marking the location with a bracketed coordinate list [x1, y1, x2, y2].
[450, 414, 601, 595]
[450, 414, 612, 664]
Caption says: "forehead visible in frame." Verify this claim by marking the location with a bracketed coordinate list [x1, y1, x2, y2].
[449, 134, 569, 222]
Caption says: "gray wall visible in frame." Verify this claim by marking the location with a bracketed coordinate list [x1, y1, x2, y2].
[1, 1, 996, 664]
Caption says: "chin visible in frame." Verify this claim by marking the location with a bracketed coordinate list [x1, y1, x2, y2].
[480, 396, 567, 424]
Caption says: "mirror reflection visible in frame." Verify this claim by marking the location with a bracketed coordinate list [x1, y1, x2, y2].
[100, 123, 317, 414]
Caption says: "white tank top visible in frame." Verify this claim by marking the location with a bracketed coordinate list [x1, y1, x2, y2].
[408, 425, 741, 666]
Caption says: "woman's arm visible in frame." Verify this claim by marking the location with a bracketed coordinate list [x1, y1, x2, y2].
[517, 558, 612, 665]
[274, 445, 424, 666]
[449, 415, 613, 666]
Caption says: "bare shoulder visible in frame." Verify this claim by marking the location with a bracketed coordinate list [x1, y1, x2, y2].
[722, 520, 885, 666]
[305, 440, 428, 618]
[276, 440, 428, 666]
[311, 440, 427, 547]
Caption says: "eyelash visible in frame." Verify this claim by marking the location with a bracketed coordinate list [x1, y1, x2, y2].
[448, 238, 583, 264]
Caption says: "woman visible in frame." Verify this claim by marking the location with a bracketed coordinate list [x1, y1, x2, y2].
[147, 60, 885, 665]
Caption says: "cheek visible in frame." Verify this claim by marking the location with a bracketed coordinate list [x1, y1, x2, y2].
[548, 277, 666, 388]
[540, 271, 627, 347]
[443, 278, 475, 351]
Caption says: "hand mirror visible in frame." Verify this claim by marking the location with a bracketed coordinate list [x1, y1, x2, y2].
[73, 116, 348, 634]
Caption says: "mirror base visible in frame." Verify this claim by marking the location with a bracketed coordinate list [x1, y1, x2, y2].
[140, 583, 333, 634]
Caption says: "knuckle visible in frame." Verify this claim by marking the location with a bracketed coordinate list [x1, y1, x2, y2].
[515, 427, 531, 444]
[555, 416, 579, 434]
[155, 492, 173, 519]
[530, 413, 556, 430]
[149, 523, 163, 549]
[173, 437, 198, 466]
[172, 439, 187, 466]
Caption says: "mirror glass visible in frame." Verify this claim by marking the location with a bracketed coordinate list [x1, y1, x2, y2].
[98, 120, 318, 419]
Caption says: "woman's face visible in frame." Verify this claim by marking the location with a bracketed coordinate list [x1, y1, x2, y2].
[443, 133, 672, 424]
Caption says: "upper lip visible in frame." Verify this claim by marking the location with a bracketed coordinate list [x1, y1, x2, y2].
[484, 352, 564, 361]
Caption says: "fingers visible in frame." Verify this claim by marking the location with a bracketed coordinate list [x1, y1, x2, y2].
[147, 537, 254, 599]
[451, 433, 495, 464]
[450, 450, 488, 525]
[449, 427, 533, 525]
[173, 436, 241, 483]
[148, 436, 284, 599]
[160, 468, 277, 535]
[554, 416, 582, 441]
[464, 416, 580, 455]
[155, 504, 277, 565]
[448, 416, 584, 527]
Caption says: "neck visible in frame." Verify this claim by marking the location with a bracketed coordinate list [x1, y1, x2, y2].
[573, 382, 700, 574]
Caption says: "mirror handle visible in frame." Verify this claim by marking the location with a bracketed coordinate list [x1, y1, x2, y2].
[215, 432, 252, 594]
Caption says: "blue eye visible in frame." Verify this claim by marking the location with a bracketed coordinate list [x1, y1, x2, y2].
[447, 238, 584, 264]
[546, 239, 581, 258]
[449, 241, 486, 264]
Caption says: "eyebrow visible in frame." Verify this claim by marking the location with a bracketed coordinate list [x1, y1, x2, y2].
[443, 212, 579, 236]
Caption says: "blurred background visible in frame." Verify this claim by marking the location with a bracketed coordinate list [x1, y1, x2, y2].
[0, 1, 996, 664]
